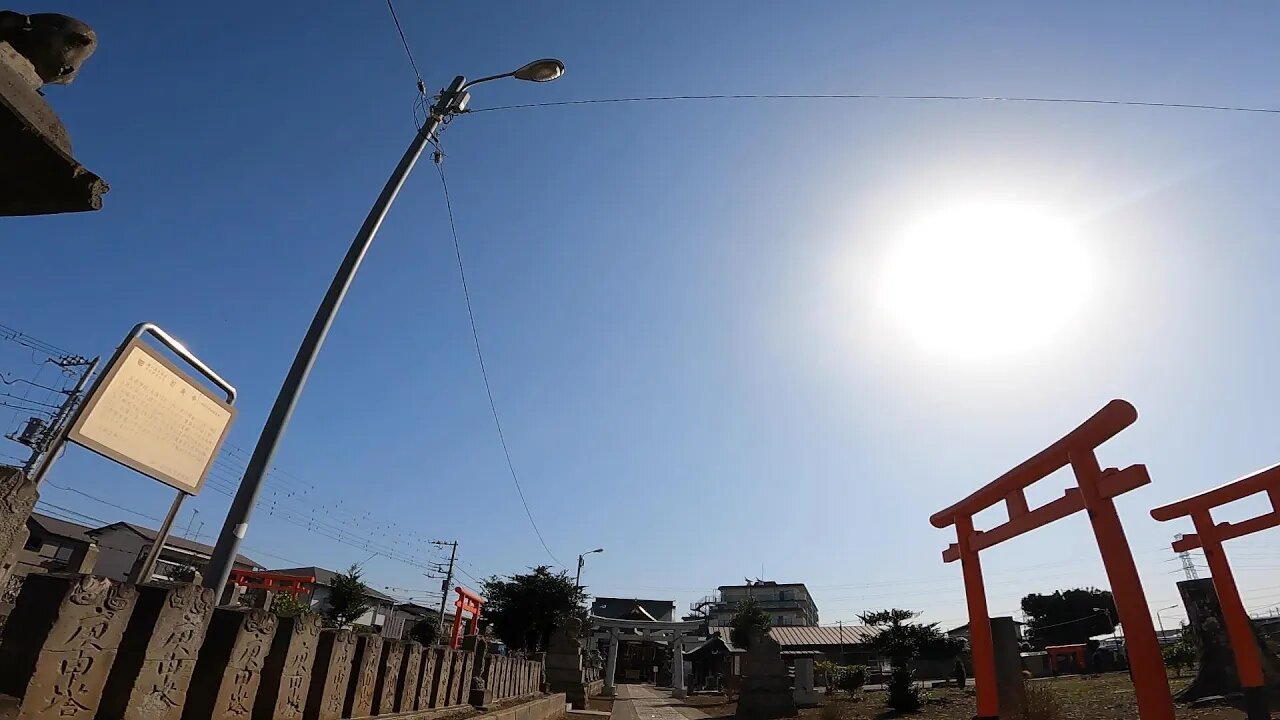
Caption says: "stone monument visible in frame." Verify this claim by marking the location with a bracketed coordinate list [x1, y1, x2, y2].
[0, 9, 107, 215]
[0, 467, 38, 603]
[1176, 578, 1280, 702]
[736, 628, 797, 720]
[544, 617, 588, 709]
[792, 658, 819, 708]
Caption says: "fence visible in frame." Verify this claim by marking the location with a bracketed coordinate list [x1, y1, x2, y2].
[0, 572, 549, 720]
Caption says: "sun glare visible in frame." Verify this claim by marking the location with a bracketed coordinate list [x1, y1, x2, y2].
[875, 202, 1092, 361]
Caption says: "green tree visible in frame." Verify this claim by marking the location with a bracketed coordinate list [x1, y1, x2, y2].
[323, 564, 371, 629]
[410, 618, 440, 646]
[858, 609, 963, 668]
[481, 566, 586, 651]
[730, 596, 773, 649]
[1162, 633, 1196, 677]
[1020, 588, 1116, 646]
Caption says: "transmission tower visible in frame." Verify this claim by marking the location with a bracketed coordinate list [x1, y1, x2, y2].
[1175, 533, 1199, 580]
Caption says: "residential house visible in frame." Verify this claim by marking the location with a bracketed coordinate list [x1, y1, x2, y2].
[693, 580, 820, 627]
[23, 512, 96, 573]
[688, 624, 878, 688]
[89, 522, 260, 583]
[270, 566, 399, 637]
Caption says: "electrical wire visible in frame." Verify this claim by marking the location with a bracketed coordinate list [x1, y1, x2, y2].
[434, 159, 561, 566]
[467, 93, 1280, 116]
[384, 0, 425, 94]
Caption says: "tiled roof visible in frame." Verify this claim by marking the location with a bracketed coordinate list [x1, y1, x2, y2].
[270, 566, 397, 603]
[90, 522, 260, 568]
[705, 624, 878, 649]
[28, 512, 94, 543]
[769, 625, 877, 646]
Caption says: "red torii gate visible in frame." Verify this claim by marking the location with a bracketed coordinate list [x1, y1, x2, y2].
[930, 400, 1173, 720]
[450, 585, 486, 649]
[1151, 462, 1280, 720]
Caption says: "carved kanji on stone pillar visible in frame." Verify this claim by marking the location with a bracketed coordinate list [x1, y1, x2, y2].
[181, 607, 276, 720]
[0, 573, 138, 720]
[251, 613, 319, 720]
[342, 633, 382, 719]
[98, 582, 215, 720]
[302, 629, 352, 720]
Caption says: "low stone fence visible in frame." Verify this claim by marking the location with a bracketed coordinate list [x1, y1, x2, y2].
[0, 573, 552, 720]
[479, 655, 542, 705]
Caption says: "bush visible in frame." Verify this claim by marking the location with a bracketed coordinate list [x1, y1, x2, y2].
[270, 592, 308, 617]
[885, 667, 923, 712]
[838, 665, 866, 694]
[816, 660, 838, 690]
[1018, 681, 1061, 720]
[410, 619, 439, 646]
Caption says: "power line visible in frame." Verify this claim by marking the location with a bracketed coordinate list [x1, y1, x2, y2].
[434, 159, 561, 566]
[468, 93, 1280, 117]
[383, 0, 425, 94]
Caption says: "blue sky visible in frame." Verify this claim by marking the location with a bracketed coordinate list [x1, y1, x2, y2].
[7, 2, 1280, 631]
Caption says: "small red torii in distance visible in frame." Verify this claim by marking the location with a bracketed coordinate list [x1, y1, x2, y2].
[228, 569, 314, 598]
[450, 585, 486, 649]
[1151, 462, 1280, 720]
[930, 400, 1174, 720]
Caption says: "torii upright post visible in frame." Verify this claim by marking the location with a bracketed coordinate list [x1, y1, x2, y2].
[931, 400, 1173, 720]
[1151, 462, 1280, 720]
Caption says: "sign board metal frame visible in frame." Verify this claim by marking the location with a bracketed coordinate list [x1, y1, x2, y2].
[33, 323, 237, 585]
[67, 336, 236, 494]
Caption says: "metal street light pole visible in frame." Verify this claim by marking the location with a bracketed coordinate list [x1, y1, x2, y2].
[575, 548, 603, 588]
[1156, 604, 1179, 637]
[203, 60, 565, 597]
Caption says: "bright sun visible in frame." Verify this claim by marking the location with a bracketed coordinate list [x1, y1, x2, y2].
[875, 202, 1092, 361]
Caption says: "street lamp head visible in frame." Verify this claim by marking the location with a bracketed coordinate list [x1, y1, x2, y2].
[513, 58, 565, 82]
[590, 547, 604, 554]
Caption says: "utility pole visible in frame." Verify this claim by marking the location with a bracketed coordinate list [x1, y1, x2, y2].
[431, 540, 458, 638]
[8, 356, 98, 477]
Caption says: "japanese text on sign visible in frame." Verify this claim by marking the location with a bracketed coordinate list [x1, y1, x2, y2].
[69, 341, 234, 493]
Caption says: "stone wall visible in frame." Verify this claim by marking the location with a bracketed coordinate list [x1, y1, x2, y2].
[0, 572, 550, 720]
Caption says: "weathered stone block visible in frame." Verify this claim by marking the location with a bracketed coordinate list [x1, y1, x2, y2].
[417, 647, 441, 710]
[98, 582, 215, 720]
[0, 468, 37, 593]
[180, 607, 276, 720]
[0, 573, 136, 720]
[252, 613, 320, 720]
[302, 629, 352, 720]
[341, 633, 381, 719]
[430, 648, 454, 708]
[736, 629, 797, 720]
[396, 642, 423, 712]
[448, 650, 468, 706]
[371, 639, 404, 716]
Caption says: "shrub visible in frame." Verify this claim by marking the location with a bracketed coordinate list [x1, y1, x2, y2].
[270, 592, 308, 617]
[838, 665, 866, 694]
[885, 667, 923, 711]
[816, 660, 838, 690]
[410, 619, 439, 646]
[1018, 681, 1061, 720]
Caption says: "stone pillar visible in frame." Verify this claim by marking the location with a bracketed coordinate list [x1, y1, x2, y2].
[603, 628, 619, 697]
[451, 647, 473, 706]
[181, 607, 277, 720]
[736, 628, 797, 720]
[672, 636, 687, 699]
[465, 636, 492, 709]
[302, 629, 353, 720]
[98, 582, 216, 720]
[371, 639, 405, 715]
[792, 658, 819, 707]
[0, 573, 137, 720]
[416, 646, 441, 710]
[991, 616, 1026, 715]
[398, 642, 424, 712]
[252, 613, 320, 720]
[544, 619, 588, 709]
[430, 647, 455, 708]
[0, 467, 38, 593]
[342, 633, 382, 719]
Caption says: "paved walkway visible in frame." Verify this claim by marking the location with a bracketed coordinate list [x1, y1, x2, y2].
[612, 685, 709, 720]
